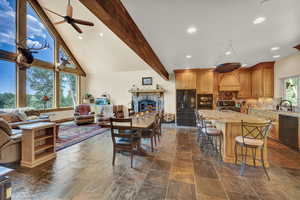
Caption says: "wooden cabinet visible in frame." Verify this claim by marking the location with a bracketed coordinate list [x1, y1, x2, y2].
[238, 69, 252, 98]
[251, 62, 274, 98]
[251, 67, 263, 97]
[196, 70, 214, 94]
[175, 71, 197, 89]
[262, 66, 274, 97]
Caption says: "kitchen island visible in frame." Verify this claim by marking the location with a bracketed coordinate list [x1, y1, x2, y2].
[198, 110, 270, 167]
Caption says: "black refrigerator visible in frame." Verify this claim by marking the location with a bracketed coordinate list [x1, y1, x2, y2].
[176, 89, 196, 126]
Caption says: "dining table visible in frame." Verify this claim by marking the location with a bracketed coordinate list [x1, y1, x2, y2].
[99, 112, 158, 156]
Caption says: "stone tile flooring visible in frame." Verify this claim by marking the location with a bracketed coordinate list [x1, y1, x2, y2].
[7, 125, 300, 200]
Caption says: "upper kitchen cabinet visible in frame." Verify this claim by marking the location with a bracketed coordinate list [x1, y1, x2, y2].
[175, 70, 197, 89]
[196, 69, 214, 94]
[237, 68, 252, 98]
[251, 62, 274, 98]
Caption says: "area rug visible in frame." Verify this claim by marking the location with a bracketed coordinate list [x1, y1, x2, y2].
[56, 122, 108, 151]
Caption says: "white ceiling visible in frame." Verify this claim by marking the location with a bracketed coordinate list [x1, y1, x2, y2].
[37, 0, 150, 75]
[121, 0, 300, 71]
[37, 0, 300, 75]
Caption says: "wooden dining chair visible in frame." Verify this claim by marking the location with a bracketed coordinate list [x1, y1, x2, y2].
[141, 114, 158, 152]
[110, 118, 140, 168]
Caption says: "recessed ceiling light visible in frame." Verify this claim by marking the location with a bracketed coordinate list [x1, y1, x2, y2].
[242, 64, 247, 67]
[99, 32, 104, 37]
[273, 55, 280, 58]
[186, 55, 192, 59]
[77, 35, 83, 40]
[225, 51, 232, 56]
[253, 17, 266, 24]
[187, 26, 197, 34]
[271, 46, 280, 51]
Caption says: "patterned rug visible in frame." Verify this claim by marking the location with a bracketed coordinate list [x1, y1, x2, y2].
[56, 122, 108, 151]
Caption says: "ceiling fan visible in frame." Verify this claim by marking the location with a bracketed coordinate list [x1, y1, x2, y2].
[44, 0, 94, 34]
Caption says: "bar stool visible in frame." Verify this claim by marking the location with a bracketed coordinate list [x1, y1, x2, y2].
[194, 110, 213, 145]
[234, 120, 272, 180]
[201, 119, 223, 159]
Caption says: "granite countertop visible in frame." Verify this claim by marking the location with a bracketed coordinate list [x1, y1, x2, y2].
[249, 108, 300, 118]
[199, 110, 268, 123]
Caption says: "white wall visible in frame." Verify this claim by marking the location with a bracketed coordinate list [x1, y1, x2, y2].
[274, 52, 300, 98]
[86, 69, 176, 114]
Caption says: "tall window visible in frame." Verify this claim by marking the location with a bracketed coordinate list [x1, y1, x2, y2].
[59, 48, 76, 69]
[60, 72, 77, 107]
[0, 60, 16, 108]
[27, 3, 54, 63]
[26, 67, 54, 109]
[0, 0, 16, 52]
[283, 76, 299, 106]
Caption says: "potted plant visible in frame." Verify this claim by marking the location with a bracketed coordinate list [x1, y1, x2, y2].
[83, 93, 94, 104]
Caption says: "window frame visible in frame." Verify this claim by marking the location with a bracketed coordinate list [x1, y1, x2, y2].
[26, 66, 55, 110]
[0, 0, 84, 112]
[282, 76, 300, 107]
[59, 71, 78, 108]
[0, 60, 17, 109]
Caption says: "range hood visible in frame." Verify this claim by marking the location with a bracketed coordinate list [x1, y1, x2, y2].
[219, 73, 240, 91]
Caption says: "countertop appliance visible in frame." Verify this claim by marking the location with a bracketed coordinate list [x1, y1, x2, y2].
[176, 89, 196, 126]
[216, 100, 240, 112]
[197, 94, 213, 110]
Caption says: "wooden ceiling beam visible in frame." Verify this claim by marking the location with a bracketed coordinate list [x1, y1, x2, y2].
[79, 0, 169, 80]
[294, 44, 300, 51]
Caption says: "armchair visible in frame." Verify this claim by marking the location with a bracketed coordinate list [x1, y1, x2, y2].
[74, 104, 95, 125]
[0, 119, 22, 163]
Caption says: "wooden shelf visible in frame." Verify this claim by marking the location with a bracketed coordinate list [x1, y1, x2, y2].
[129, 89, 165, 93]
[35, 144, 54, 153]
[35, 135, 53, 142]
[20, 122, 57, 168]
[35, 151, 54, 161]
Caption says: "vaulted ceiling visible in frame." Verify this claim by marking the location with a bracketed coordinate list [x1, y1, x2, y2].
[121, 0, 300, 71]
[37, 0, 151, 75]
[38, 0, 300, 75]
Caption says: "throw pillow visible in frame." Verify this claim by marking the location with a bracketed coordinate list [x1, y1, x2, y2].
[0, 118, 12, 135]
[25, 110, 40, 117]
[0, 113, 21, 123]
[16, 112, 27, 121]
[27, 116, 39, 120]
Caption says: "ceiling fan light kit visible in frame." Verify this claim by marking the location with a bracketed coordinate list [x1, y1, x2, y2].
[44, 0, 94, 34]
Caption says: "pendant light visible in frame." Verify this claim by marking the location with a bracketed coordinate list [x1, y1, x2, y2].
[214, 40, 245, 73]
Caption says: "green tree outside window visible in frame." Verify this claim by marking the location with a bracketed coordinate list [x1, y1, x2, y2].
[284, 77, 298, 106]
[26, 67, 54, 109]
[60, 72, 77, 107]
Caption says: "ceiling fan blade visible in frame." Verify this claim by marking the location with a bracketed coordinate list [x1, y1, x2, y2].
[70, 22, 82, 34]
[43, 7, 65, 18]
[54, 20, 66, 25]
[67, 5, 73, 17]
[72, 18, 94, 26]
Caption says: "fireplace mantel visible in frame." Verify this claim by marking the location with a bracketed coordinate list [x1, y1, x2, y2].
[129, 89, 165, 95]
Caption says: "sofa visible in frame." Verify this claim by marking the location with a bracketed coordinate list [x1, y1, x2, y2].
[0, 107, 50, 129]
[0, 119, 22, 163]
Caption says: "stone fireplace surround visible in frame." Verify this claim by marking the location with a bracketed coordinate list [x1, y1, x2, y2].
[132, 92, 164, 113]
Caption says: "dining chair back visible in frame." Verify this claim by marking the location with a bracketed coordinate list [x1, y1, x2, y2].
[109, 118, 139, 168]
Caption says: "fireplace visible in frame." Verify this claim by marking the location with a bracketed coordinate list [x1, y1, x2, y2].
[130, 89, 164, 113]
[139, 100, 156, 112]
